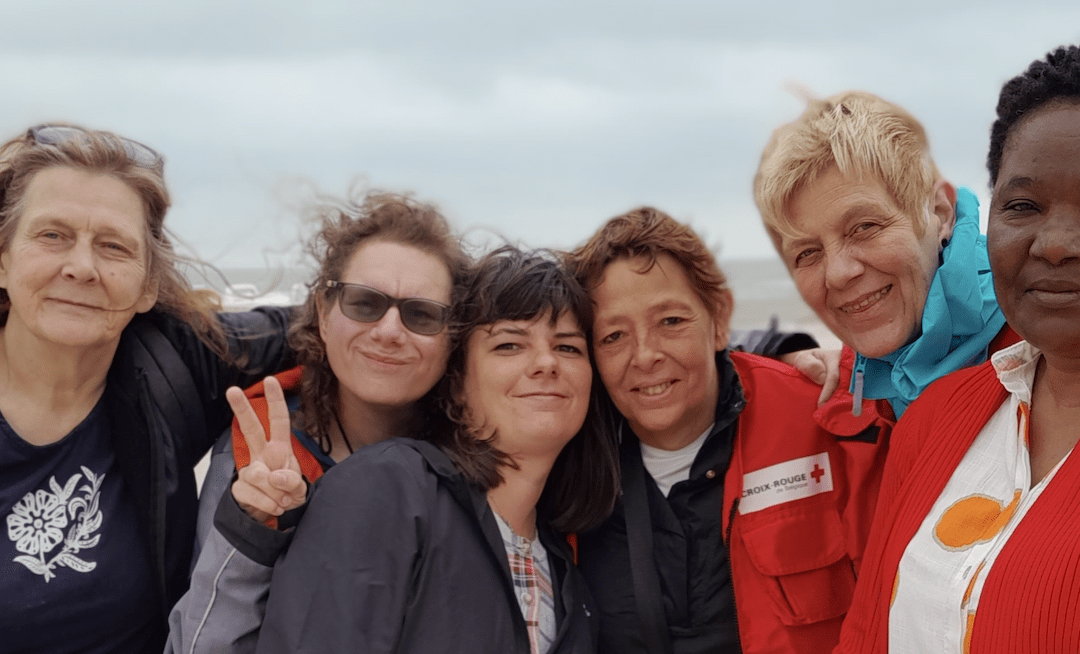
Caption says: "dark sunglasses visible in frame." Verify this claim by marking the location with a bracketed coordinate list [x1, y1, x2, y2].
[326, 281, 450, 335]
[29, 124, 165, 171]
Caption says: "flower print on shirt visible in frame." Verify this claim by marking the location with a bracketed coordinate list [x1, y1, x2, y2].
[6, 466, 104, 582]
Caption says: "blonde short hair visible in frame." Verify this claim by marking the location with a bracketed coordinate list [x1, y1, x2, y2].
[754, 91, 940, 248]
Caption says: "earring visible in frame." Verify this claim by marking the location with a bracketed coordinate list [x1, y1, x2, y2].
[941, 238, 949, 249]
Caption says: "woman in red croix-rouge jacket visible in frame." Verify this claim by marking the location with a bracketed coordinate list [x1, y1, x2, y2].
[571, 207, 893, 654]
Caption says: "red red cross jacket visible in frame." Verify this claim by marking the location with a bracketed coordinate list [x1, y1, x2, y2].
[721, 351, 892, 654]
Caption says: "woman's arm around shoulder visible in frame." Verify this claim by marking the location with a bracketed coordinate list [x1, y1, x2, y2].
[136, 307, 295, 460]
[156, 306, 295, 397]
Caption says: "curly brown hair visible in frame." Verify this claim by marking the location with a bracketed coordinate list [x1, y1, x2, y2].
[289, 192, 469, 455]
[0, 124, 226, 354]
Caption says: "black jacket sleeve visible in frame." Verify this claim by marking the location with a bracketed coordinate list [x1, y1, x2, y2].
[729, 315, 818, 357]
[213, 486, 299, 567]
[152, 306, 296, 464]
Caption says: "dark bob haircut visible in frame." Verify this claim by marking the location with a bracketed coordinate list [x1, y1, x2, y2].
[431, 245, 620, 533]
[988, 43, 1080, 186]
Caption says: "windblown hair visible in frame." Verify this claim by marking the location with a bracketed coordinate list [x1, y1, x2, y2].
[754, 90, 941, 248]
[568, 206, 732, 322]
[433, 246, 620, 533]
[290, 192, 468, 455]
[0, 123, 226, 354]
[988, 44, 1080, 187]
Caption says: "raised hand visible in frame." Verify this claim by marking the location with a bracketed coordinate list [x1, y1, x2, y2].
[228, 376, 307, 523]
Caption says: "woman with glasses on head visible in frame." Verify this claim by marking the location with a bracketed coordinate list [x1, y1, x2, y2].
[168, 192, 470, 653]
[254, 246, 619, 654]
[0, 124, 293, 653]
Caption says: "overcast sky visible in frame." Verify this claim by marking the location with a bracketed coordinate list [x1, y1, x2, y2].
[4, 0, 1079, 271]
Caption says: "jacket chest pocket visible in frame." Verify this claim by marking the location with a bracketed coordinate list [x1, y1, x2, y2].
[739, 504, 856, 626]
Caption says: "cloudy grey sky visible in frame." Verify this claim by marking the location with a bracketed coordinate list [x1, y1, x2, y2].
[4, 0, 1079, 270]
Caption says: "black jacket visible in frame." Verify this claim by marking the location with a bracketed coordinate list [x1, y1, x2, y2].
[256, 438, 598, 654]
[577, 352, 745, 654]
[105, 307, 292, 648]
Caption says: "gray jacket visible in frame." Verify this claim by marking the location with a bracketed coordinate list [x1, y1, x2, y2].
[165, 432, 279, 654]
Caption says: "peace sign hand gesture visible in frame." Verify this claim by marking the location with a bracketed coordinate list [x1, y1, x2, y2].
[227, 376, 307, 524]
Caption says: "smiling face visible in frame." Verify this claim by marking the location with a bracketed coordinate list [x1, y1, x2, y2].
[591, 254, 729, 451]
[987, 101, 1080, 360]
[460, 310, 592, 459]
[781, 166, 954, 358]
[0, 166, 157, 353]
[319, 240, 453, 414]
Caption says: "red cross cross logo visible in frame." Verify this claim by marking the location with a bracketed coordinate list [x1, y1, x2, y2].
[810, 464, 825, 483]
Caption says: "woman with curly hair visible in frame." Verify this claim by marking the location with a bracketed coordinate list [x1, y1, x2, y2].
[167, 192, 469, 653]
[835, 43, 1080, 654]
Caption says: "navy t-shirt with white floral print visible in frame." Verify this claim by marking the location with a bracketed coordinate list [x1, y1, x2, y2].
[1, 400, 157, 653]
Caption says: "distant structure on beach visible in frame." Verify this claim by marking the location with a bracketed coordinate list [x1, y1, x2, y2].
[191, 266, 313, 311]
[214, 282, 308, 311]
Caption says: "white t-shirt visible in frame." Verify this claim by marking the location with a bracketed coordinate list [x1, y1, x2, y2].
[640, 424, 714, 497]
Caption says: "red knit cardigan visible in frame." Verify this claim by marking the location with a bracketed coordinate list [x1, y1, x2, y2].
[835, 360, 1080, 654]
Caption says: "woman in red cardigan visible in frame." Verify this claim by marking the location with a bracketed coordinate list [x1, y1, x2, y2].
[835, 43, 1080, 654]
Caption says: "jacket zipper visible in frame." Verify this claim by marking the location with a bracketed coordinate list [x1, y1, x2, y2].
[725, 497, 744, 654]
[137, 371, 170, 620]
[851, 355, 867, 417]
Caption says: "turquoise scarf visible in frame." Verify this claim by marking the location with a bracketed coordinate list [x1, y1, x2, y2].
[851, 188, 1005, 418]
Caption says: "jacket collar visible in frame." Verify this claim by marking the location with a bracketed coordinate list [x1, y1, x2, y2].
[403, 438, 572, 652]
[852, 188, 1006, 418]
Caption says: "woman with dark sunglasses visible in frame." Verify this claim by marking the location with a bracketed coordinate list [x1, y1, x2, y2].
[0, 124, 294, 653]
[167, 192, 470, 653]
